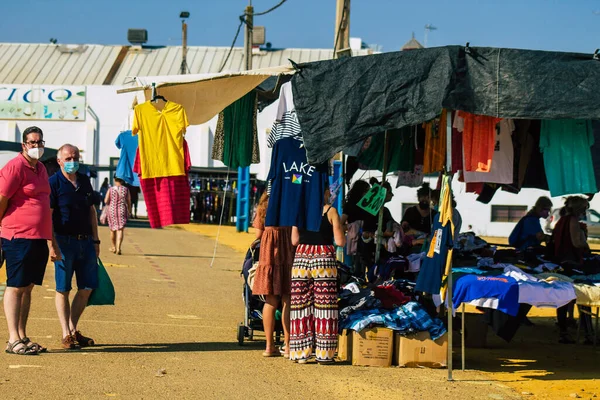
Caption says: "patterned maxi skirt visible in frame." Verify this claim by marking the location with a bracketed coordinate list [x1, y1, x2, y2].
[289, 244, 338, 362]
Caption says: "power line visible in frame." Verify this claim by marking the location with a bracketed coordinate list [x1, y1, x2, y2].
[219, 1, 290, 73]
[219, 15, 245, 73]
[254, 0, 289, 16]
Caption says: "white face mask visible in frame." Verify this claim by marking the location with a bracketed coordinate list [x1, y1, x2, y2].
[27, 147, 44, 160]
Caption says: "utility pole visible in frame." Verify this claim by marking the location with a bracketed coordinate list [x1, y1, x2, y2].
[244, 2, 254, 71]
[334, 0, 350, 58]
[180, 11, 190, 74]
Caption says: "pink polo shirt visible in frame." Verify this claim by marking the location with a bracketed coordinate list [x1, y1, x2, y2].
[0, 154, 52, 240]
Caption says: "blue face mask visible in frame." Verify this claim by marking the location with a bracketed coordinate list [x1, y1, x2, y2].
[63, 161, 79, 174]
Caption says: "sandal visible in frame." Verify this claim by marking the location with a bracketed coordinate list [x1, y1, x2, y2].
[5, 339, 38, 355]
[109, 247, 116, 254]
[22, 337, 47, 353]
[278, 345, 289, 359]
[262, 349, 280, 357]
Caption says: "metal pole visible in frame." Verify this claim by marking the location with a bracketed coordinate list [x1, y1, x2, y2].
[374, 130, 390, 265]
[445, 110, 454, 381]
[180, 20, 188, 74]
[461, 303, 465, 371]
[447, 254, 454, 381]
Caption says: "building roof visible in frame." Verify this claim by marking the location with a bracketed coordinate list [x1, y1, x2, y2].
[111, 46, 370, 85]
[0, 43, 372, 86]
[0, 43, 124, 85]
[401, 37, 424, 51]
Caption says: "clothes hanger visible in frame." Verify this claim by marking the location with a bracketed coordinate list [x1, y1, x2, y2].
[150, 83, 167, 103]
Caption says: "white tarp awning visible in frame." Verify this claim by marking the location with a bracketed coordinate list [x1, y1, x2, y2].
[117, 65, 295, 125]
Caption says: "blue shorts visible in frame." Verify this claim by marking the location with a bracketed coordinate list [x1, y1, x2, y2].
[1, 238, 49, 288]
[54, 235, 98, 292]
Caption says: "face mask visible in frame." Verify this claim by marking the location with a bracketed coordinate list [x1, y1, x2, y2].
[27, 147, 44, 160]
[63, 161, 80, 174]
[418, 201, 430, 210]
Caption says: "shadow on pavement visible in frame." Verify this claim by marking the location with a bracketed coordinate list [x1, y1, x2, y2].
[84, 341, 263, 353]
[457, 316, 600, 383]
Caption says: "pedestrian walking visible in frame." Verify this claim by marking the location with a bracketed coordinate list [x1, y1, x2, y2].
[0, 126, 52, 355]
[129, 186, 140, 219]
[99, 178, 109, 209]
[104, 177, 131, 255]
[49, 144, 101, 349]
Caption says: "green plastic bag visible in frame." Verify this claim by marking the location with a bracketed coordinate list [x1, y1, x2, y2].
[87, 259, 115, 306]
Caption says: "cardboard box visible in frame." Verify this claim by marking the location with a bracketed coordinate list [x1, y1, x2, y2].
[337, 329, 353, 362]
[351, 327, 394, 367]
[396, 331, 448, 368]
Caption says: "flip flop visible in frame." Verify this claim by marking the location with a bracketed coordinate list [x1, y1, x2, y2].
[262, 350, 280, 357]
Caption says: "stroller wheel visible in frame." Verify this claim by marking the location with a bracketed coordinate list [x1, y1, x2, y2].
[237, 324, 245, 345]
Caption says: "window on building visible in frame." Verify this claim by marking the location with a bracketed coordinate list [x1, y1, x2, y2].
[491, 205, 527, 223]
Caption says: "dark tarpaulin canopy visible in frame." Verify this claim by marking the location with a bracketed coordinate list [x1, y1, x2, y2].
[291, 45, 600, 164]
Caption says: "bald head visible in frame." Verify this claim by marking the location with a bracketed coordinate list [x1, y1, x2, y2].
[57, 144, 80, 161]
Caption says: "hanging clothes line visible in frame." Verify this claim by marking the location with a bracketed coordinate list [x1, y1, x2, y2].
[117, 65, 295, 125]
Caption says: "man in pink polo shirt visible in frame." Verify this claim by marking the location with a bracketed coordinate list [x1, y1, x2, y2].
[0, 126, 52, 355]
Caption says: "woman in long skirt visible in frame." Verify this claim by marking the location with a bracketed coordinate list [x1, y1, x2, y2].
[289, 189, 346, 364]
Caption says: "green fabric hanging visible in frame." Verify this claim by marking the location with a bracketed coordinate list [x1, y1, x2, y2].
[213, 91, 260, 169]
[357, 127, 415, 172]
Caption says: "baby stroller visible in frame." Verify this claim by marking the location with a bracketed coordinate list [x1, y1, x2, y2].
[238, 239, 283, 345]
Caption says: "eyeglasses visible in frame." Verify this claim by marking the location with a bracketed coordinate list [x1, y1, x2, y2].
[24, 140, 45, 147]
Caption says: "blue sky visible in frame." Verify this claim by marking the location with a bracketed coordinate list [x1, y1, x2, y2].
[1, 0, 599, 53]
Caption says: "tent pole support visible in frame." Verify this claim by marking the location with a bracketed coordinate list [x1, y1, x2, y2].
[462, 303, 465, 371]
[374, 129, 390, 266]
[446, 111, 454, 381]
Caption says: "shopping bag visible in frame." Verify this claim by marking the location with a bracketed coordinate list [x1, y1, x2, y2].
[99, 207, 108, 225]
[87, 259, 115, 306]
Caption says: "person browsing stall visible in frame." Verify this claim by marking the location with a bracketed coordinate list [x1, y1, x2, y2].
[401, 183, 434, 236]
[508, 197, 552, 252]
[49, 144, 100, 349]
[0, 126, 52, 355]
[549, 196, 594, 344]
[289, 188, 346, 364]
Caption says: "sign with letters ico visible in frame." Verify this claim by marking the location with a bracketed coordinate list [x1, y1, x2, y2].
[0, 85, 86, 121]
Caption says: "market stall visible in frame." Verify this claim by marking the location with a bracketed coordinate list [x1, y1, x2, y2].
[117, 44, 600, 375]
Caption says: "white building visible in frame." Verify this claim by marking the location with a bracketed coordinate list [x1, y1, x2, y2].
[1, 41, 595, 236]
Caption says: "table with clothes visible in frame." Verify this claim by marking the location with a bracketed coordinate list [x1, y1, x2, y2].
[448, 259, 600, 344]
[338, 280, 447, 342]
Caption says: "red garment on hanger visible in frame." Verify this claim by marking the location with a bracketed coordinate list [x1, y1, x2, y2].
[457, 111, 501, 173]
[134, 140, 191, 229]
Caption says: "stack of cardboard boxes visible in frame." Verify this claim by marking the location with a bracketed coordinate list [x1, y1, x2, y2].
[338, 328, 448, 368]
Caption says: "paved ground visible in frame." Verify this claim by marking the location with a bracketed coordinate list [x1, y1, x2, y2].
[0, 223, 593, 399]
